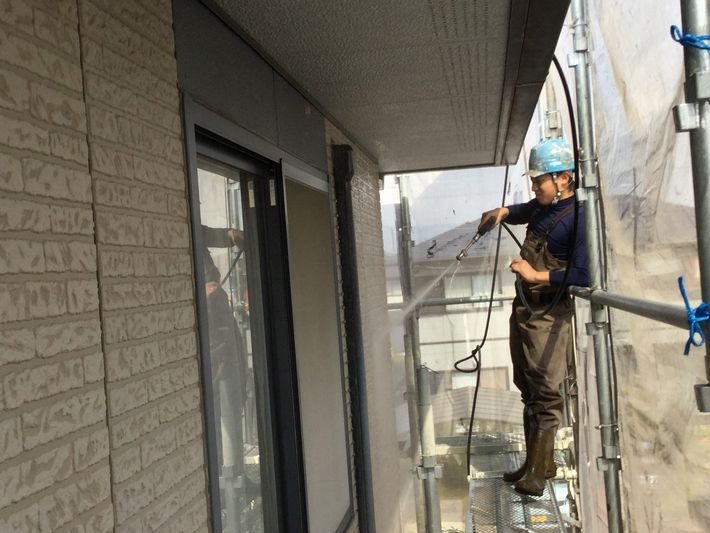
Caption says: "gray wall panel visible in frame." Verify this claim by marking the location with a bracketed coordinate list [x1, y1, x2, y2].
[173, 0, 328, 172]
[173, 0, 278, 144]
[275, 74, 327, 171]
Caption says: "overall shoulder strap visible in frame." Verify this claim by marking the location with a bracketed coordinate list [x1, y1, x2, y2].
[542, 203, 575, 239]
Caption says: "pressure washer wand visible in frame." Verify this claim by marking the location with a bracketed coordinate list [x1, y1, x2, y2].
[456, 217, 497, 261]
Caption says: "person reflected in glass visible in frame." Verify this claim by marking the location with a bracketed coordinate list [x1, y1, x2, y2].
[201, 226, 253, 502]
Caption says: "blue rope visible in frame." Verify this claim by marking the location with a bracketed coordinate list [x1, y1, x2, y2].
[678, 276, 710, 355]
[671, 25, 710, 53]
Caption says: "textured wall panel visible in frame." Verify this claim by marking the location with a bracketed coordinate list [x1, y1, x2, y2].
[0, 1, 113, 531]
[77, 0, 210, 531]
[0, 2, 210, 531]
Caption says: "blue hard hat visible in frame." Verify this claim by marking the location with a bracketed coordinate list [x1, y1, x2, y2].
[525, 138, 575, 178]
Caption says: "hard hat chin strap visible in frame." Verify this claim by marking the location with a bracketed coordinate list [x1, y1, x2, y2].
[551, 172, 562, 205]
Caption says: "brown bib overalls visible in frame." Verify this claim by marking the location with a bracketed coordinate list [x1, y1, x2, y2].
[509, 205, 574, 431]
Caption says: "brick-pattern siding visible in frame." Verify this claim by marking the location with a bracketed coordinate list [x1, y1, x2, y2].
[0, 0, 112, 531]
[325, 123, 400, 533]
[77, 0, 208, 531]
[0, 1, 209, 532]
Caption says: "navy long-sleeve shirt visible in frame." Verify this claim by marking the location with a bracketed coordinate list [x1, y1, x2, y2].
[505, 196, 589, 287]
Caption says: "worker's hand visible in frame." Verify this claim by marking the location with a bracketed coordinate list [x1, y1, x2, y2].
[510, 259, 543, 284]
[227, 228, 244, 248]
[479, 207, 509, 232]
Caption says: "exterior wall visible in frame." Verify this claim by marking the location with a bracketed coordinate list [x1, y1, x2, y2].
[0, 1, 112, 530]
[173, 0, 328, 176]
[326, 123, 400, 533]
[0, 1, 209, 532]
[0, 1, 393, 532]
[79, 1, 208, 532]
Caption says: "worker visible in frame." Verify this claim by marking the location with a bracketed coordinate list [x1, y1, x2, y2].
[201, 226, 251, 492]
[479, 138, 588, 496]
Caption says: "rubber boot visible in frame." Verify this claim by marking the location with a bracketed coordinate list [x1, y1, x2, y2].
[514, 428, 556, 497]
[503, 414, 533, 482]
[504, 417, 557, 483]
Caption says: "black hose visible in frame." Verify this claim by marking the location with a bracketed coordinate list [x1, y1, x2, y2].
[514, 55, 582, 317]
[219, 250, 243, 287]
[455, 165, 509, 474]
[501, 222, 523, 249]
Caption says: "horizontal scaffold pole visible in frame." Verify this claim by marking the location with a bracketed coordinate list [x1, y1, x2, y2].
[387, 295, 515, 310]
[569, 286, 689, 330]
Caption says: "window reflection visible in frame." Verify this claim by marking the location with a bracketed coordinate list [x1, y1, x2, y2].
[197, 157, 264, 533]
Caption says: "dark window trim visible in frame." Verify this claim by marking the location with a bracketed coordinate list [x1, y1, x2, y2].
[182, 95, 227, 533]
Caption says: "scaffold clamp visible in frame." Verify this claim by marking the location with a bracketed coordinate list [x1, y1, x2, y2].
[695, 384, 710, 413]
[687, 71, 710, 101]
[416, 465, 443, 480]
[673, 103, 700, 132]
[596, 454, 621, 472]
[585, 321, 609, 336]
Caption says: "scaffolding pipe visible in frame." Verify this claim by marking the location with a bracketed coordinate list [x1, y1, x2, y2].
[388, 294, 515, 310]
[398, 176, 441, 533]
[397, 185, 426, 533]
[568, 0, 623, 531]
[545, 80, 562, 139]
[416, 365, 442, 533]
[674, 0, 710, 411]
[569, 286, 689, 330]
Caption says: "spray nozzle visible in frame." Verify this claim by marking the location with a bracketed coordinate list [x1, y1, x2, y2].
[455, 217, 497, 261]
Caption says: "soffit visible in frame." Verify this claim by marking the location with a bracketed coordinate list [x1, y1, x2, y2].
[207, 0, 569, 173]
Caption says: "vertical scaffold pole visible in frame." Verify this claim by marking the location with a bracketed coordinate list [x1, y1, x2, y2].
[396, 177, 426, 533]
[397, 176, 442, 533]
[568, 0, 624, 531]
[673, 0, 710, 412]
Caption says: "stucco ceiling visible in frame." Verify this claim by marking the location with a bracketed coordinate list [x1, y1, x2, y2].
[206, 0, 569, 173]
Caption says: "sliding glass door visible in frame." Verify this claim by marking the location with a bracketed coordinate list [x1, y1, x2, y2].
[190, 132, 307, 533]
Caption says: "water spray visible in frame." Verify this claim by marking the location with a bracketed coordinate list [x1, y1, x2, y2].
[455, 216, 497, 261]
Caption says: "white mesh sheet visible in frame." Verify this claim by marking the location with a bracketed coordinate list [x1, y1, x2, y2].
[574, 2, 710, 531]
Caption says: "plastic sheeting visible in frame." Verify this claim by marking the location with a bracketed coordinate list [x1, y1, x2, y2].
[571, 1, 710, 531]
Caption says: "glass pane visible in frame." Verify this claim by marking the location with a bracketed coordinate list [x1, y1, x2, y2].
[284, 179, 352, 531]
[197, 156, 265, 533]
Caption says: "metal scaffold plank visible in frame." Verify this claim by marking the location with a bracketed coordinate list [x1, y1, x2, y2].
[466, 448, 568, 533]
